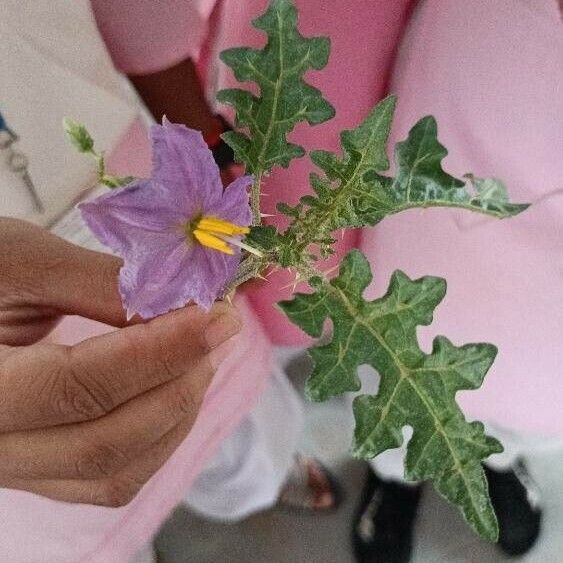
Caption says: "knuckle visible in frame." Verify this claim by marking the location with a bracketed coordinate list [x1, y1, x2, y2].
[76, 442, 129, 479]
[98, 477, 143, 507]
[121, 324, 182, 386]
[155, 333, 204, 382]
[172, 384, 198, 418]
[57, 351, 115, 421]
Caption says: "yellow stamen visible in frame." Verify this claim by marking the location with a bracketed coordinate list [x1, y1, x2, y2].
[193, 229, 234, 255]
[189, 215, 261, 257]
[197, 216, 250, 236]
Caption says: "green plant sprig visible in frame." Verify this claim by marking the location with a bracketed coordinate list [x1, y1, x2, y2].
[63, 118, 133, 189]
[218, 0, 529, 542]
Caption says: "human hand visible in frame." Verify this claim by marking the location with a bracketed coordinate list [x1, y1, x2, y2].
[0, 218, 240, 506]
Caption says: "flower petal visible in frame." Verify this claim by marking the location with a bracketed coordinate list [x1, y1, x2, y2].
[206, 175, 254, 226]
[119, 237, 189, 318]
[122, 241, 240, 317]
[79, 179, 186, 256]
[151, 119, 224, 215]
[186, 245, 241, 310]
[79, 123, 251, 319]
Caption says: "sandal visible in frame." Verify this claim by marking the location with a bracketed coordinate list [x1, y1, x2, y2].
[278, 454, 343, 513]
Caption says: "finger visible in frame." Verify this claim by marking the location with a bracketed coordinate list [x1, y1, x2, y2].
[0, 219, 128, 328]
[0, 334, 236, 480]
[0, 302, 240, 432]
[1, 413, 197, 507]
[0, 304, 62, 346]
[49, 245, 128, 328]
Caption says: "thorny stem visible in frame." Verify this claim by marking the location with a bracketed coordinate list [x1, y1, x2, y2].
[227, 247, 326, 295]
[251, 172, 263, 225]
[227, 255, 265, 291]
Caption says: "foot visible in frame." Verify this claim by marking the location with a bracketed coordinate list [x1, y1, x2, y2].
[352, 467, 422, 563]
[278, 454, 342, 512]
[485, 459, 542, 557]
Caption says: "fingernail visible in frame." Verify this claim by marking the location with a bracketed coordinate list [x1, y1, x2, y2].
[204, 312, 241, 349]
[208, 336, 238, 370]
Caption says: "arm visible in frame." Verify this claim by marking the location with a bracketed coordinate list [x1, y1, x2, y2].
[128, 57, 223, 140]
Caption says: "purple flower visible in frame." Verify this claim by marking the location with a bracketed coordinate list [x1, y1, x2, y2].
[79, 119, 254, 318]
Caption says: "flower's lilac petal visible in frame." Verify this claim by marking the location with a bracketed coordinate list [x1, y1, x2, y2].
[185, 245, 241, 310]
[120, 237, 193, 318]
[79, 179, 186, 256]
[151, 119, 223, 215]
[123, 241, 241, 317]
[206, 175, 253, 226]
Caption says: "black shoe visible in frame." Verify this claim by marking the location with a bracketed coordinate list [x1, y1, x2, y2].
[352, 467, 422, 563]
[485, 459, 542, 557]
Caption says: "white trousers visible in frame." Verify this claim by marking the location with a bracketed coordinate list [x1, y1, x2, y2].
[186, 361, 304, 521]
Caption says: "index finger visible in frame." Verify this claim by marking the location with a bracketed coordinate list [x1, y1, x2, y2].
[0, 302, 240, 432]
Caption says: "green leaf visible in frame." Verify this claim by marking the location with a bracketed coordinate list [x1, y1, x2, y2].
[279, 250, 502, 541]
[63, 118, 94, 153]
[390, 117, 529, 218]
[463, 174, 530, 216]
[299, 96, 397, 233]
[288, 101, 528, 253]
[217, 0, 335, 174]
[279, 96, 396, 258]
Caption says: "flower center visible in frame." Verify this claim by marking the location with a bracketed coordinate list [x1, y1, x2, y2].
[189, 215, 258, 256]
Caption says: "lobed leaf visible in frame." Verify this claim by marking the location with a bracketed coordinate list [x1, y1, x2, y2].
[217, 0, 335, 174]
[292, 99, 528, 249]
[391, 117, 529, 217]
[279, 250, 502, 541]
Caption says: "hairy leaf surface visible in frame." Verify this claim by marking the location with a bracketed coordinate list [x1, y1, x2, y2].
[279, 250, 502, 540]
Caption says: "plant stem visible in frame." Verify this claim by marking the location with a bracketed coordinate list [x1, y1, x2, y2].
[251, 172, 263, 225]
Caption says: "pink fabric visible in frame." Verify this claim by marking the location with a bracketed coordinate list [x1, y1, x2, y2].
[90, 0, 210, 74]
[360, 0, 563, 435]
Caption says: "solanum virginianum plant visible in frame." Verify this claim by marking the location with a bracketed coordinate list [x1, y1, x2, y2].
[66, 0, 528, 542]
